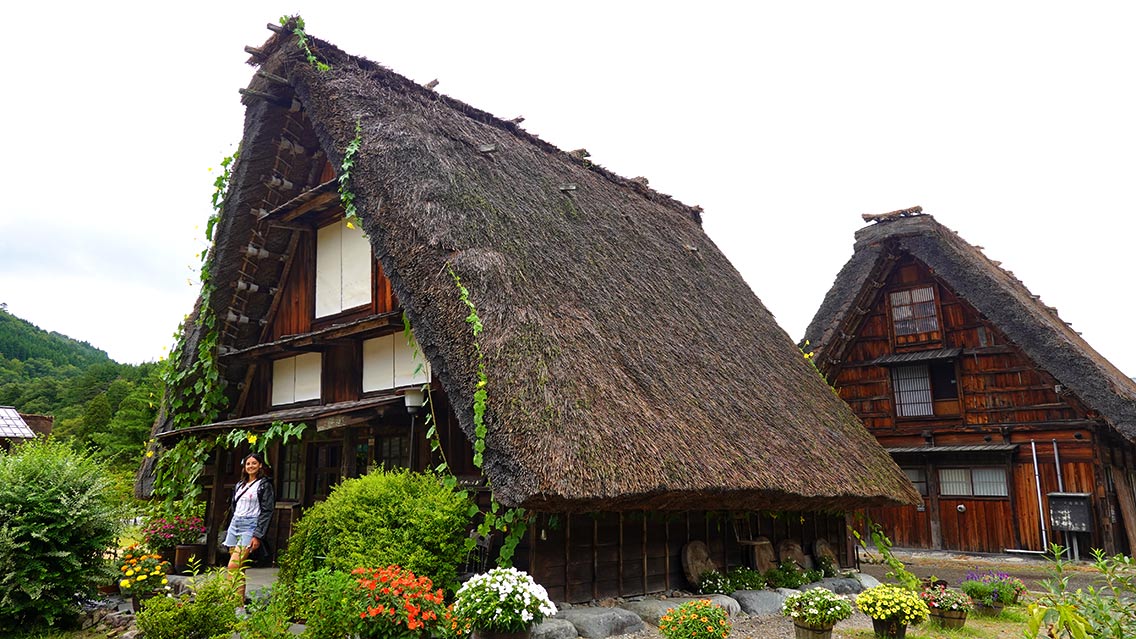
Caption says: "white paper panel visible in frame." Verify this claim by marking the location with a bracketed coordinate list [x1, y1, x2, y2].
[394, 334, 430, 387]
[341, 222, 372, 310]
[294, 352, 322, 402]
[315, 222, 342, 318]
[362, 335, 396, 392]
[271, 357, 296, 406]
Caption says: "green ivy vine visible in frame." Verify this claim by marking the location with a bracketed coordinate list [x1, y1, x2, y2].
[436, 265, 529, 566]
[339, 118, 363, 230]
[150, 421, 307, 515]
[160, 151, 237, 433]
[281, 15, 330, 72]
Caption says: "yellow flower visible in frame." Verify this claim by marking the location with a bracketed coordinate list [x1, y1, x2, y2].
[125, 570, 135, 577]
[162, 579, 168, 585]
[145, 450, 154, 458]
[346, 221, 356, 229]
[120, 579, 130, 588]
[248, 434, 258, 444]
[137, 574, 148, 581]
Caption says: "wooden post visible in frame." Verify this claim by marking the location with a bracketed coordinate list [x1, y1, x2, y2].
[618, 512, 624, 596]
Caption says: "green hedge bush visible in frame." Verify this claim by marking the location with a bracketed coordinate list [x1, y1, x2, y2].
[278, 469, 471, 595]
[0, 439, 122, 631]
[135, 570, 240, 639]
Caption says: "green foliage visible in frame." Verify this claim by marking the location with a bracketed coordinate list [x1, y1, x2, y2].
[697, 570, 734, 594]
[0, 440, 122, 632]
[852, 519, 920, 590]
[855, 584, 930, 625]
[764, 559, 808, 589]
[293, 570, 356, 639]
[0, 307, 110, 368]
[727, 566, 766, 590]
[160, 150, 238, 436]
[1027, 544, 1136, 639]
[782, 587, 854, 628]
[339, 119, 363, 229]
[238, 584, 295, 639]
[278, 469, 472, 596]
[281, 15, 331, 72]
[658, 599, 731, 639]
[815, 554, 838, 578]
[135, 570, 241, 639]
[442, 266, 530, 567]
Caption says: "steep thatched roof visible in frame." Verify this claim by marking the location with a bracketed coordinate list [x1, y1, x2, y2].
[804, 213, 1136, 440]
[142, 19, 917, 511]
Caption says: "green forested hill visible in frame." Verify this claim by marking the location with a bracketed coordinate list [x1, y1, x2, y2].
[0, 307, 160, 470]
[0, 307, 112, 368]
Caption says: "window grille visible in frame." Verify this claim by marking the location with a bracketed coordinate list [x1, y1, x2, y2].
[939, 468, 971, 495]
[903, 467, 928, 495]
[892, 365, 933, 417]
[972, 468, 1008, 496]
[279, 444, 301, 501]
[939, 467, 1008, 497]
[890, 286, 939, 336]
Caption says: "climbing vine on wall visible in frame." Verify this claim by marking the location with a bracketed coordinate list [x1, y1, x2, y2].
[281, 15, 330, 72]
[160, 151, 238, 433]
[426, 265, 529, 566]
[339, 118, 363, 230]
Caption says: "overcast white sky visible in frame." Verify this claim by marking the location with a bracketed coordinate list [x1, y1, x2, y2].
[3, 2, 1135, 376]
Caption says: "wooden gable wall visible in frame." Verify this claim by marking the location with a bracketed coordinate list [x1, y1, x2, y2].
[832, 254, 1133, 554]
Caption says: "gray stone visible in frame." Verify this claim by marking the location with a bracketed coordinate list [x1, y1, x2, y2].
[854, 572, 882, 589]
[533, 618, 579, 639]
[802, 577, 863, 595]
[554, 607, 645, 638]
[732, 589, 790, 616]
[622, 595, 739, 626]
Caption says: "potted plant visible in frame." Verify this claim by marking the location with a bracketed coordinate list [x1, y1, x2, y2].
[659, 599, 731, 639]
[855, 584, 929, 639]
[919, 585, 972, 629]
[782, 587, 854, 639]
[453, 567, 557, 639]
[116, 546, 173, 611]
[962, 569, 1026, 605]
[141, 513, 207, 571]
[350, 565, 449, 638]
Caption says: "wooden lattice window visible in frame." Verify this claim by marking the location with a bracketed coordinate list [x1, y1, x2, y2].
[903, 467, 928, 496]
[278, 443, 302, 502]
[939, 467, 1007, 497]
[890, 286, 939, 338]
[892, 365, 934, 417]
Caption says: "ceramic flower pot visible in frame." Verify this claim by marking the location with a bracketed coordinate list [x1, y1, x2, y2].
[472, 627, 533, 639]
[871, 618, 907, 639]
[930, 609, 967, 629]
[793, 622, 834, 639]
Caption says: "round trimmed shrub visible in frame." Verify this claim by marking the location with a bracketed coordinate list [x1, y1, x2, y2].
[278, 469, 471, 595]
[0, 439, 122, 631]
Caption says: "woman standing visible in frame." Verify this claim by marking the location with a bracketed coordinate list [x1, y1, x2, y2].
[223, 451, 275, 607]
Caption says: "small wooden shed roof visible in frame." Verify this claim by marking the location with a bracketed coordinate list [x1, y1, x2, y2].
[804, 212, 1136, 440]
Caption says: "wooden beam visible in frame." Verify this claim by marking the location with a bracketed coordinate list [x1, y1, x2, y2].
[245, 45, 266, 61]
[257, 70, 291, 86]
[239, 88, 290, 108]
[255, 231, 302, 346]
[267, 22, 287, 34]
[260, 179, 339, 223]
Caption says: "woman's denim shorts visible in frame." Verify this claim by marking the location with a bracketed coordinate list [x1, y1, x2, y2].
[223, 515, 258, 548]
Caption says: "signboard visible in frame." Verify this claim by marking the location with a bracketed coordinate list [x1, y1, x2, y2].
[1048, 492, 1093, 533]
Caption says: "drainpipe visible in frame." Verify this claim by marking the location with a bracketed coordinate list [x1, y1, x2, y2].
[1033, 440, 1049, 550]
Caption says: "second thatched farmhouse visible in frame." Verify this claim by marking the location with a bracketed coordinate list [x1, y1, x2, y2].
[141, 18, 916, 600]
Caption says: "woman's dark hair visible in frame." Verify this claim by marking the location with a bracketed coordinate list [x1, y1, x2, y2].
[240, 451, 272, 483]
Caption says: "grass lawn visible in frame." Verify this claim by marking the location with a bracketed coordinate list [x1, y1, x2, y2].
[840, 605, 1030, 639]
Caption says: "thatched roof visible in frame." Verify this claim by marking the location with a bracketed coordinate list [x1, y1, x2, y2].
[142, 19, 917, 511]
[804, 213, 1136, 440]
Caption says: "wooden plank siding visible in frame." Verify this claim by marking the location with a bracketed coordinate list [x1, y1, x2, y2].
[834, 255, 1133, 554]
[524, 511, 847, 603]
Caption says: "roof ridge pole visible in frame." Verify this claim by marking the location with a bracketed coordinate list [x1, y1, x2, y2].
[1031, 440, 1049, 550]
